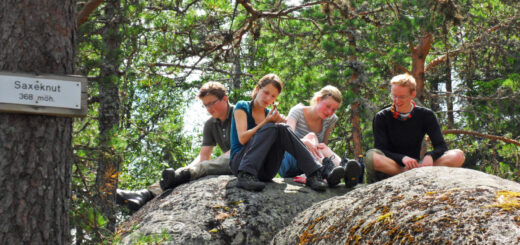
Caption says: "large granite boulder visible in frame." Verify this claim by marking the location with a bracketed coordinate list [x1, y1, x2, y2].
[272, 167, 520, 244]
[117, 175, 354, 244]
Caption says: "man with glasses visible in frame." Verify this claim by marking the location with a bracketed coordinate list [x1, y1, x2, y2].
[116, 82, 234, 211]
[365, 73, 465, 183]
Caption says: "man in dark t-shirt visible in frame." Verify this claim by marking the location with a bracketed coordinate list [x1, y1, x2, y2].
[365, 74, 465, 183]
[116, 82, 234, 211]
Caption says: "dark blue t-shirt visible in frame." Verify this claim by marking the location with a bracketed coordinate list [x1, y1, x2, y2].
[230, 100, 270, 160]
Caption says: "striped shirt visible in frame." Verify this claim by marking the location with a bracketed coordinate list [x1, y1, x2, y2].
[287, 104, 338, 143]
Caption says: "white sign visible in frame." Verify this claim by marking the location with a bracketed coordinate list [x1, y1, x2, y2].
[0, 74, 82, 109]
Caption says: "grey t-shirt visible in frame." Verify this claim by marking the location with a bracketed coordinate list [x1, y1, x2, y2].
[202, 104, 234, 152]
[287, 104, 338, 143]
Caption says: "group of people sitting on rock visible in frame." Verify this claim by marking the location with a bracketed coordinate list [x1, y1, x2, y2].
[116, 73, 466, 212]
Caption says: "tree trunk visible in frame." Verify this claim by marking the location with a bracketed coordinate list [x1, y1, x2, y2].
[94, 0, 122, 233]
[347, 31, 363, 158]
[445, 55, 454, 128]
[233, 50, 242, 90]
[411, 33, 433, 102]
[442, 21, 454, 128]
[0, 0, 75, 244]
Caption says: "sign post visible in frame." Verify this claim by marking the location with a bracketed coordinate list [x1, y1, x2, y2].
[0, 72, 87, 117]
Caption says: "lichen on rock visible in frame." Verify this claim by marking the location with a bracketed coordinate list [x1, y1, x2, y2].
[272, 167, 520, 245]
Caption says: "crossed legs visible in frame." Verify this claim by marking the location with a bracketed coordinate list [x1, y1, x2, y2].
[366, 149, 465, 183]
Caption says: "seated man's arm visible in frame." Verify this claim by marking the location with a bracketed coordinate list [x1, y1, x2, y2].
[199, 146, 214, 163]
[424, 111, 448, 161]
[199, 117, 218, 163]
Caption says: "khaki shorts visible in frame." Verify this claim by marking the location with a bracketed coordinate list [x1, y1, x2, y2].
[365, 149, 391, 184]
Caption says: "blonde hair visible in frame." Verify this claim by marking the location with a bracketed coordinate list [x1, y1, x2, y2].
[390, 74, 416, 93]
[198, 82, 227, 100]
[310, 85, 342, 106]
[251, 74, 283, 99]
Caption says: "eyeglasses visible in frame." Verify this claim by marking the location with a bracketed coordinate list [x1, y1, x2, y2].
[390, 94, 410, 101]
[203, 99, 220, 109]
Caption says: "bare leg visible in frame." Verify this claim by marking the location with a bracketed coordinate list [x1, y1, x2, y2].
[434, 149, 465, 167]
[373, 152, 406, 176]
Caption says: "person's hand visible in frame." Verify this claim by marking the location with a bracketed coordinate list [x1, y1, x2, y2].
[317, 143, 327, 150]
[421, 155, 434, 167]
[402, 156, 419, 170]
[302, 138, 321, 159]
[266, 107, 283, 123]
[275, 113, 287, 123]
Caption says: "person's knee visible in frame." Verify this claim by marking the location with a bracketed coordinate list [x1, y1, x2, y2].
[372, 152, 385, 169]
[257, 122, 277, 133]
[261, 122, 276, 128]
[366, 149, 384, 170]
[270, 123, 294, 135]
[452, 149, 465, 167]
[303, 132, 318, 141]
[365, 149, 379, 169]
[276, 123, 290, 130]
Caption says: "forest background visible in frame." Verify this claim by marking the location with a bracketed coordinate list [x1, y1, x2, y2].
[64, 0, 520, 243]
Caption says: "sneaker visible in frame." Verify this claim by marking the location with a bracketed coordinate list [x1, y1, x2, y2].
[322, 157, 345, 187]
[342, 159, 362, 188]
[306, 170, 327, 192]
[237, 172, 265, 191]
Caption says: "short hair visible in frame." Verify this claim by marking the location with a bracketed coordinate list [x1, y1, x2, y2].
[310, 85, 342, 106]
[251, 74, 283, 99]
[390, 74, 416, 93]
[198, 82, 227, 100]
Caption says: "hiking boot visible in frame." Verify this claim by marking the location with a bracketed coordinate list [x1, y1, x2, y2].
[306, 169, 327, 192]
[159, 168, 176, 190]
[237, 172, 265, 191]
[341, 158, 362, 188]
[174, 168, 191, 187]
[160, 168, 192, 190]
[116, 189, 154, 212]
[321, 157, 345, 187]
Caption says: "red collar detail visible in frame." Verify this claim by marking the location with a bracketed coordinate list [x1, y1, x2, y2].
[392, 100, 416, 120]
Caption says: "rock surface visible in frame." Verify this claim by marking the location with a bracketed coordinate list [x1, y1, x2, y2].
[272, 167, 520, 244]
[117, 175, 354, 244]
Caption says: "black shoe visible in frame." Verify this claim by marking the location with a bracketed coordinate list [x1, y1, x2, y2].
[116, 189, 154, 212]
[306, 170, 327, 192]
[160, 168, 191, 190]
[237, 172, 265, 191]
[159, 168, 175, 190]
[341, 158, 362, 188]
[321, 157, 345, 187]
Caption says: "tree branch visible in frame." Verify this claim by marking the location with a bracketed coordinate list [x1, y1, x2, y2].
[431, 91, 519, 101]
[411, 33, 433, 99]
[150, 63, 253, 77]
[425, 15, 519, 72]
[237, 0, 326, 18]
[77, 0, 104, 28]
[443, 129, 520, 147]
